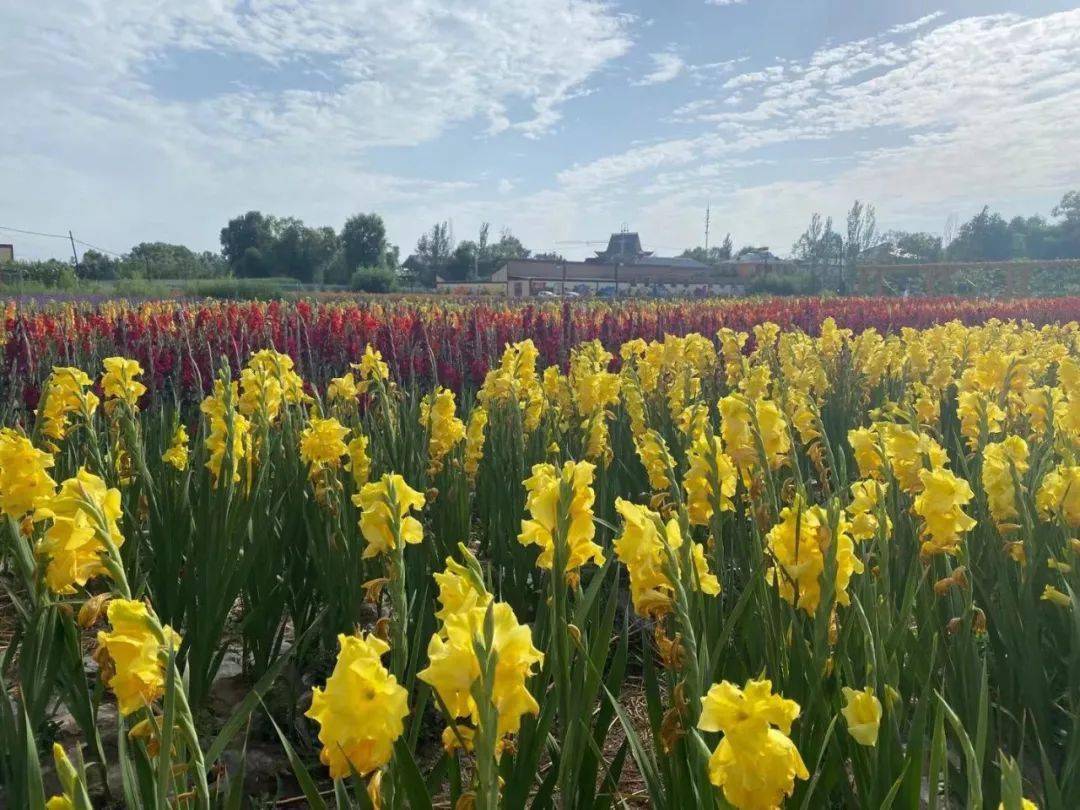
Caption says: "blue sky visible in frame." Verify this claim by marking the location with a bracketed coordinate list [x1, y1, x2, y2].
[3, 0, 1079, 262]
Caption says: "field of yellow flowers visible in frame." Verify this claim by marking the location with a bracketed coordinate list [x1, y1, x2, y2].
[2, 313, 1078, 809]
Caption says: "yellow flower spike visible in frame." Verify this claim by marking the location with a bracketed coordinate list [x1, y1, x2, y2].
[981, 436, 1029, 526]
[346, 433, 372, 487]
[305, 633, 408, 779]
[33, 468, 124, 595]
[635, 429, 673, 494]
[38, 366, 99, 443]
[1036, 466, 1080, 529]
[463, 406, 488, 482]
[847, 479, 891, 542]
[161, 424, 190, 471]
[765, 496, 863, 615]
[697, 678, 808, 810]
[0, 427, 56, 519]
[352, 345, 390, 393]
[101, 356, 147, 412]
[418, 602, 543, 741]
[299, 416, 349, 478]
[518, 460, 604, 574]
[95, 599, 181, 716]
[841, 686, 882, 747]
[354, 474, 425, 558]
[420, 387, 466, 475]
[684, 433, 737, 527]
[1041, 585, 1072, 608]
[612, 498, 719, 618]
[433, 556, 491, 623]
[913, 468, 977, 558]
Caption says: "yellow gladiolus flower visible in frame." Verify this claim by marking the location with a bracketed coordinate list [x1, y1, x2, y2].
[847, 479, 891, 542]
[697, 679, 808, 810]
[327, 371, 360, 403]
[765, 497, 863, 615]
[161, 424, 189, 471]
[354, 473, 425, 558]
[433, 555, 492, 623]
[299, 416, 349, 477]
[419, 602, 543, 741]
[518, 460, 604, 574]
[0, 427, 56, 519]
[840, 686, 882, 747]
[613, 498, 719, 618]
[38, 366, 99, 443]
[635, 429, 673, 493]
[346, 433, 372, 487]
[95, 599, 181, 716]
[913, 468, 976, 557]
[101, 356, 147, 412]
[34, 468, 124, 595]
[1036, 466, 1080, 528]
[306, 633, 409, 779]
[847, 427, 883, 480]
[420, 387, 466, 475]
[463, 406, 488, 482]
[684, 433, 737, 527]
[200, 380, 251, 486]
[353, 345, 390, 392]
[981, 436, 1029, 526]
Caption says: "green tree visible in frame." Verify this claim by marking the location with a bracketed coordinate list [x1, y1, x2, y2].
[411, 222, 455, 286]
[341, 213, 387, 273]
[221, 211, 280, 277]
[78, 249, 119, 280]
[842, 200, 877, 293]
[946, 207, 1012, 261]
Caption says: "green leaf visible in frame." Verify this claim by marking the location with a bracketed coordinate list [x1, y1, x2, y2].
[392, 737, 433, 810]
[263, 703, 328, 810]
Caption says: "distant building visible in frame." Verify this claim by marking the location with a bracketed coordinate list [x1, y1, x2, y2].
[0, 244, 12, 264]
[438, 257, 741, 298]
[717, 249, 792, 281]
[585, 231, 652, 264]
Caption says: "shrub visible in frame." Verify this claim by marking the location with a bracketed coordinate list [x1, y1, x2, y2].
[350, 265, 397, 293]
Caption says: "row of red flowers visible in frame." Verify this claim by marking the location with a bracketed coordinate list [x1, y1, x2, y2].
[5, 295, 1080, 410]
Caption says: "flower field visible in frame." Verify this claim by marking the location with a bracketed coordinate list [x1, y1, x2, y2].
[2, 296, 1080, 809]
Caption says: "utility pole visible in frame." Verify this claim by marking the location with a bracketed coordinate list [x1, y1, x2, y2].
[704, 203, 711, 252]
[68, 230, 80, 276]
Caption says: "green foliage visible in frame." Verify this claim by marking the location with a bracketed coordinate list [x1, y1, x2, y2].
[350, 265, 398, 293]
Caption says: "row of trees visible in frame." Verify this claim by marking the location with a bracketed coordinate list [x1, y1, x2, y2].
[5, 191, 1080, 290]
[219, 211, 399, 285]
[404, 221, 532, 286]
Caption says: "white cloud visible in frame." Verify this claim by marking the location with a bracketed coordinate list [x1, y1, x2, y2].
[635, 51, 686, 86]
[706, 0, 747, 6]
[554, 9, 1080, 254]
[0, 0, 630, 255]
[888, 11, 946, 35]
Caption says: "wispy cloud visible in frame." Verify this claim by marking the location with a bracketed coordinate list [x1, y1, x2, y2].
[635, 51, 686, 86]
[888, 11, 946, 35]
[556, 8, 1080, 252]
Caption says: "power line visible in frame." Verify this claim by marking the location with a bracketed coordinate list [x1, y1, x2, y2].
[0, 224, 71, 240]
[74, 238, 125, 258]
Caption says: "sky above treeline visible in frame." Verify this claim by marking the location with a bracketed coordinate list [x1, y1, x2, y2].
[3, 0, 1080, 262]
